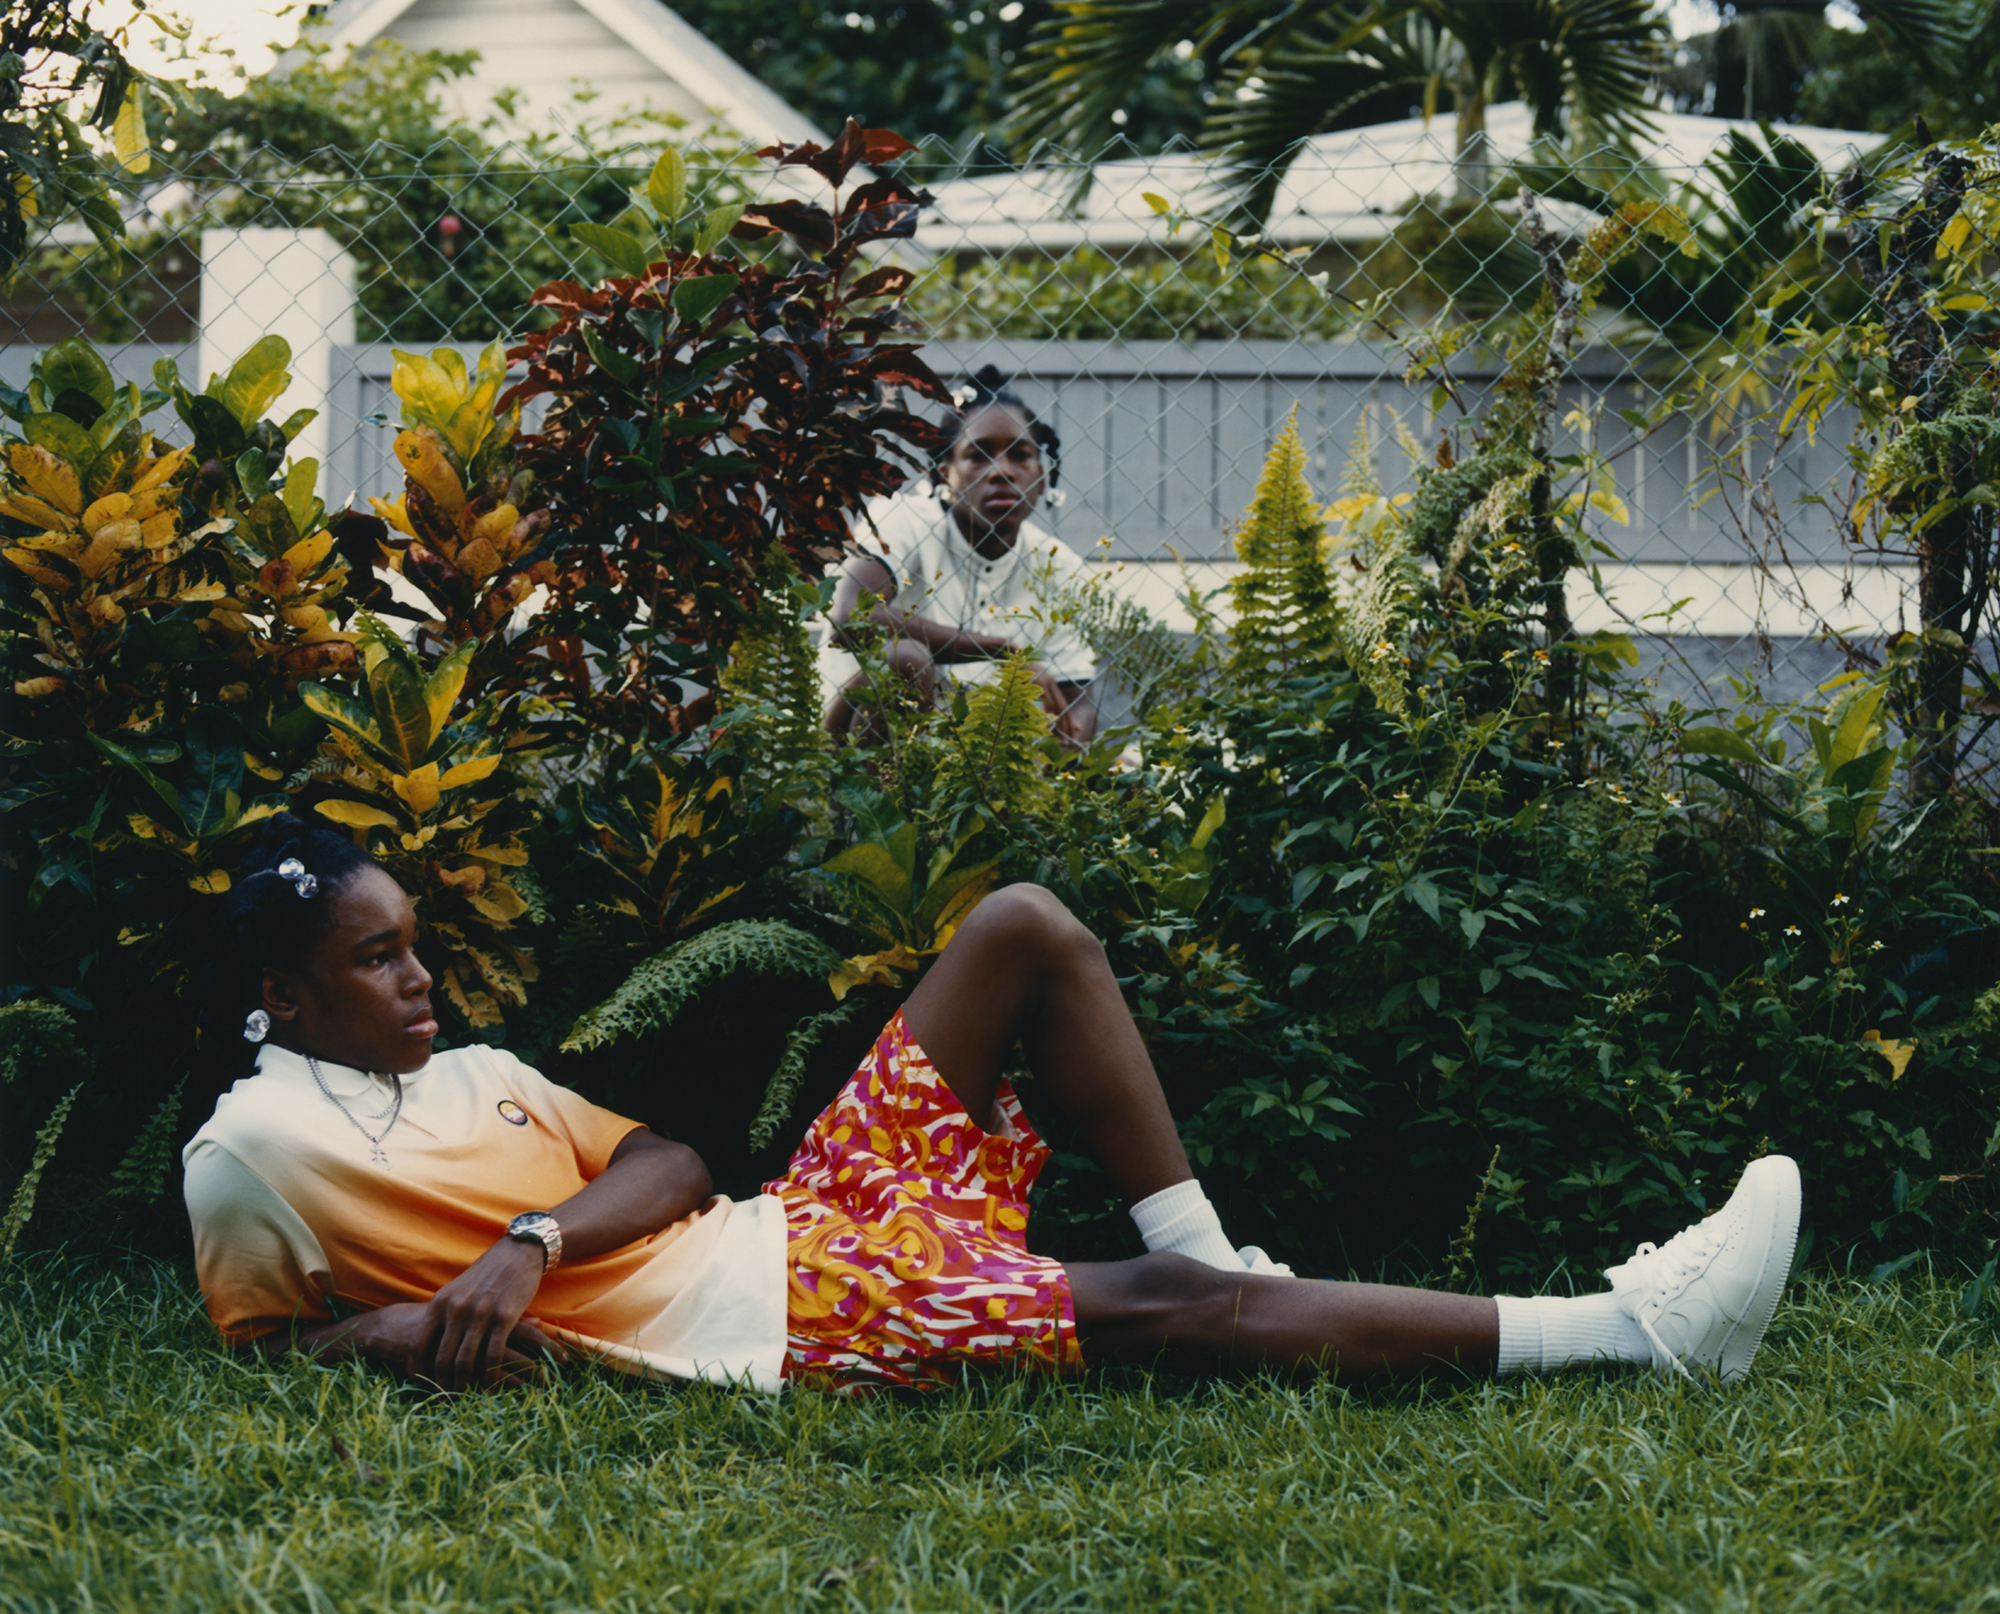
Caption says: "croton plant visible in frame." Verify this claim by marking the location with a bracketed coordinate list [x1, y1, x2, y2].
[498, 120, 953, 741]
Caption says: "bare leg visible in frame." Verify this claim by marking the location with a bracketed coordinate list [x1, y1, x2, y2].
[901, 883, 1192, 1204]
[903, 886, 1501, 1381]
[824, 638, 937, 742]
[1069, 1254, 1500, 1380]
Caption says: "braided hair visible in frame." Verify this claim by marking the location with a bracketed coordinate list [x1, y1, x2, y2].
[936, 364, 1063, 490]
[199, 813, 376, 1080]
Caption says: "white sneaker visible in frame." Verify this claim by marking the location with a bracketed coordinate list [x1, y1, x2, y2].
[1604, 1154, 1801, 1384]
[1239, 1245, 1296, 1278]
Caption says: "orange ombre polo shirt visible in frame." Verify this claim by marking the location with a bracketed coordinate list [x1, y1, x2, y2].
[182, 1043, 787, 1389]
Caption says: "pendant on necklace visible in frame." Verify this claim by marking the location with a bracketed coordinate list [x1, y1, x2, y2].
[369, 1142, 390, 1168]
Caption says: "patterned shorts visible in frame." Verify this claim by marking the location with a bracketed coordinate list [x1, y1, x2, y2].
[763, 1009, 1086, 1391]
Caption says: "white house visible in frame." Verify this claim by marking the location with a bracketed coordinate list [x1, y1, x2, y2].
[293, 0, 832, 143]
[923, 105, 1886, 255]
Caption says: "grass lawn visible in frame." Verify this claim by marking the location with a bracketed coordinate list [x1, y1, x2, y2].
[4, 1258, 1999, 1612]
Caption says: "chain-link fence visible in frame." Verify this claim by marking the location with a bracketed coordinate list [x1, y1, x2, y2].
[6, 115, 1970, 735]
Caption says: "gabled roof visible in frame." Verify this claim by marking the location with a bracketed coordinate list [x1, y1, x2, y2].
[925, 106, 1888, 254]
[298, 0, 832, 145]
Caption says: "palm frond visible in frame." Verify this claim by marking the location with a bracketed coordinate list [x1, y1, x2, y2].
[1206, 9, 1439, 223]
[1006, 1, 1205, 167]
[1850, 0, 1963, 63]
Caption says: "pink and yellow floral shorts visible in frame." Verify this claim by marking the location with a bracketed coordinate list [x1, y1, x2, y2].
[763, 1010, 1086, 1390]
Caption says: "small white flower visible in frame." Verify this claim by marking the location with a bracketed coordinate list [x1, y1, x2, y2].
[1870, 941, 1884, 952]
[1831, 892, 1850, 907]
[1749, 907, 1766, 919]
[1784, 925, 1801, 937]
[1369, 639, 1393, 663]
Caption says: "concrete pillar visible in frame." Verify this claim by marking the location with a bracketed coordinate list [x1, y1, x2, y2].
[197, 227, 356, 477]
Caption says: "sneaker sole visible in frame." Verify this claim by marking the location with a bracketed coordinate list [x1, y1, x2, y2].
[1715, 1154, 1801, 1384]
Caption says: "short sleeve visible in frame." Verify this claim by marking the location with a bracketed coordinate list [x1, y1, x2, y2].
[482, 1047, 645, 1178]
[183, 1138, 336, 1346]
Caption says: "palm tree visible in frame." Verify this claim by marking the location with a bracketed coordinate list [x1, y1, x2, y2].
[1007, 0, 1956, 222]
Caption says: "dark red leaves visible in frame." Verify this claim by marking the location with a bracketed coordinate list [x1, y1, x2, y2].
[754, 120, 918, 186]
[731, 200, 838, 254]
[499, 128, 949, 742]
[849, 266, 917, 300]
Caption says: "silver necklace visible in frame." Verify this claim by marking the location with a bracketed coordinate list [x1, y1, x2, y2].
[307, 1056, 403, 1168]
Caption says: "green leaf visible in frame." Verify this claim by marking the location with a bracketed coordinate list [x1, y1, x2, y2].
[84, 420, 145, 502]
[237, 491, 301, 559]
[210, 335, 293, 429]
[1460, 908, 1487, 946]
[1679, 725, 1763, 767]
[179, 709, 247, 839]
[281, 458, 320, 539]
[647, 147, 688, 224]
[38, 338, 115, 410]
[1826, 683, 1886, 778]
[87, 733, 183, 826]
[579, 325, 641, 386]
[1190, 794, 1227, 851]
[913, 858, 999, 938]
[298, 681, 388, 763]
[422, 636, 478, 742]
[363, 636, 438, 772]
[822, 843, 914, 924]
[1404, 877, 1442, 924]
[235, 446, 272, 505]
[112, 83, 150, 175]
[694, 203, 746, 257]
[22, 411, 94, 469]
[672, 274, 739, 327]
[570, 222, 653, 280]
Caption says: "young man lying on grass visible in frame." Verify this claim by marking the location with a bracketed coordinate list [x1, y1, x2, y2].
[184, 817, 1802, 1394]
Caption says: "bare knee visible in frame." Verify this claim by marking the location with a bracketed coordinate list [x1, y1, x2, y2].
[1069, 1253, 1249, 1357]
[961, 882, 1100, 969]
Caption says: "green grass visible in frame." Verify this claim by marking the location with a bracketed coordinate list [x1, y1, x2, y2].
[4, 1260, 2000, 1612]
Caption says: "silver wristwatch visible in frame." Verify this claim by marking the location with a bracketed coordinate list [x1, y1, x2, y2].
[505, 1210, 563, 1271]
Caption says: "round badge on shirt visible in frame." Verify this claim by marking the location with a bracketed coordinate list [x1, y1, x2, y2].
[497, 1099, 529, 1126]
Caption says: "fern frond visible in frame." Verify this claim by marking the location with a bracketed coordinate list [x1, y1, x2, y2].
[561, 919, 841, 1053]
[718, 547, 832, 811]
[2, 1084, 80, 1261]
[1228, 407, 1343, 694]
[0, 1000, 83, 1089]
[1340, 409, 1383, 500]
[1343, 513, 1425, 717]
[934, 656, 1053, 814]
[1024, 562, 1205, 718]
[746, 996, 875, 1152]
[108, 1077, 186, 1205]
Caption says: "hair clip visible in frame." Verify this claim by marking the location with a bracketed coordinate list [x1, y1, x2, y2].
[243, 1009, 271, 1043]
[277, 857, 319, 899]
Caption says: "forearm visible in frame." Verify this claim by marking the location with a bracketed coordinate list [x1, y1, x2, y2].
[871, 605, 1010, 662]
[541, 1133, 711, 1262]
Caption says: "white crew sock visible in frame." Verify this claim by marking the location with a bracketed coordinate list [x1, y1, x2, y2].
[1493, 1292, 1649, 1374]
[1129, 1179, 1243, 1272]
